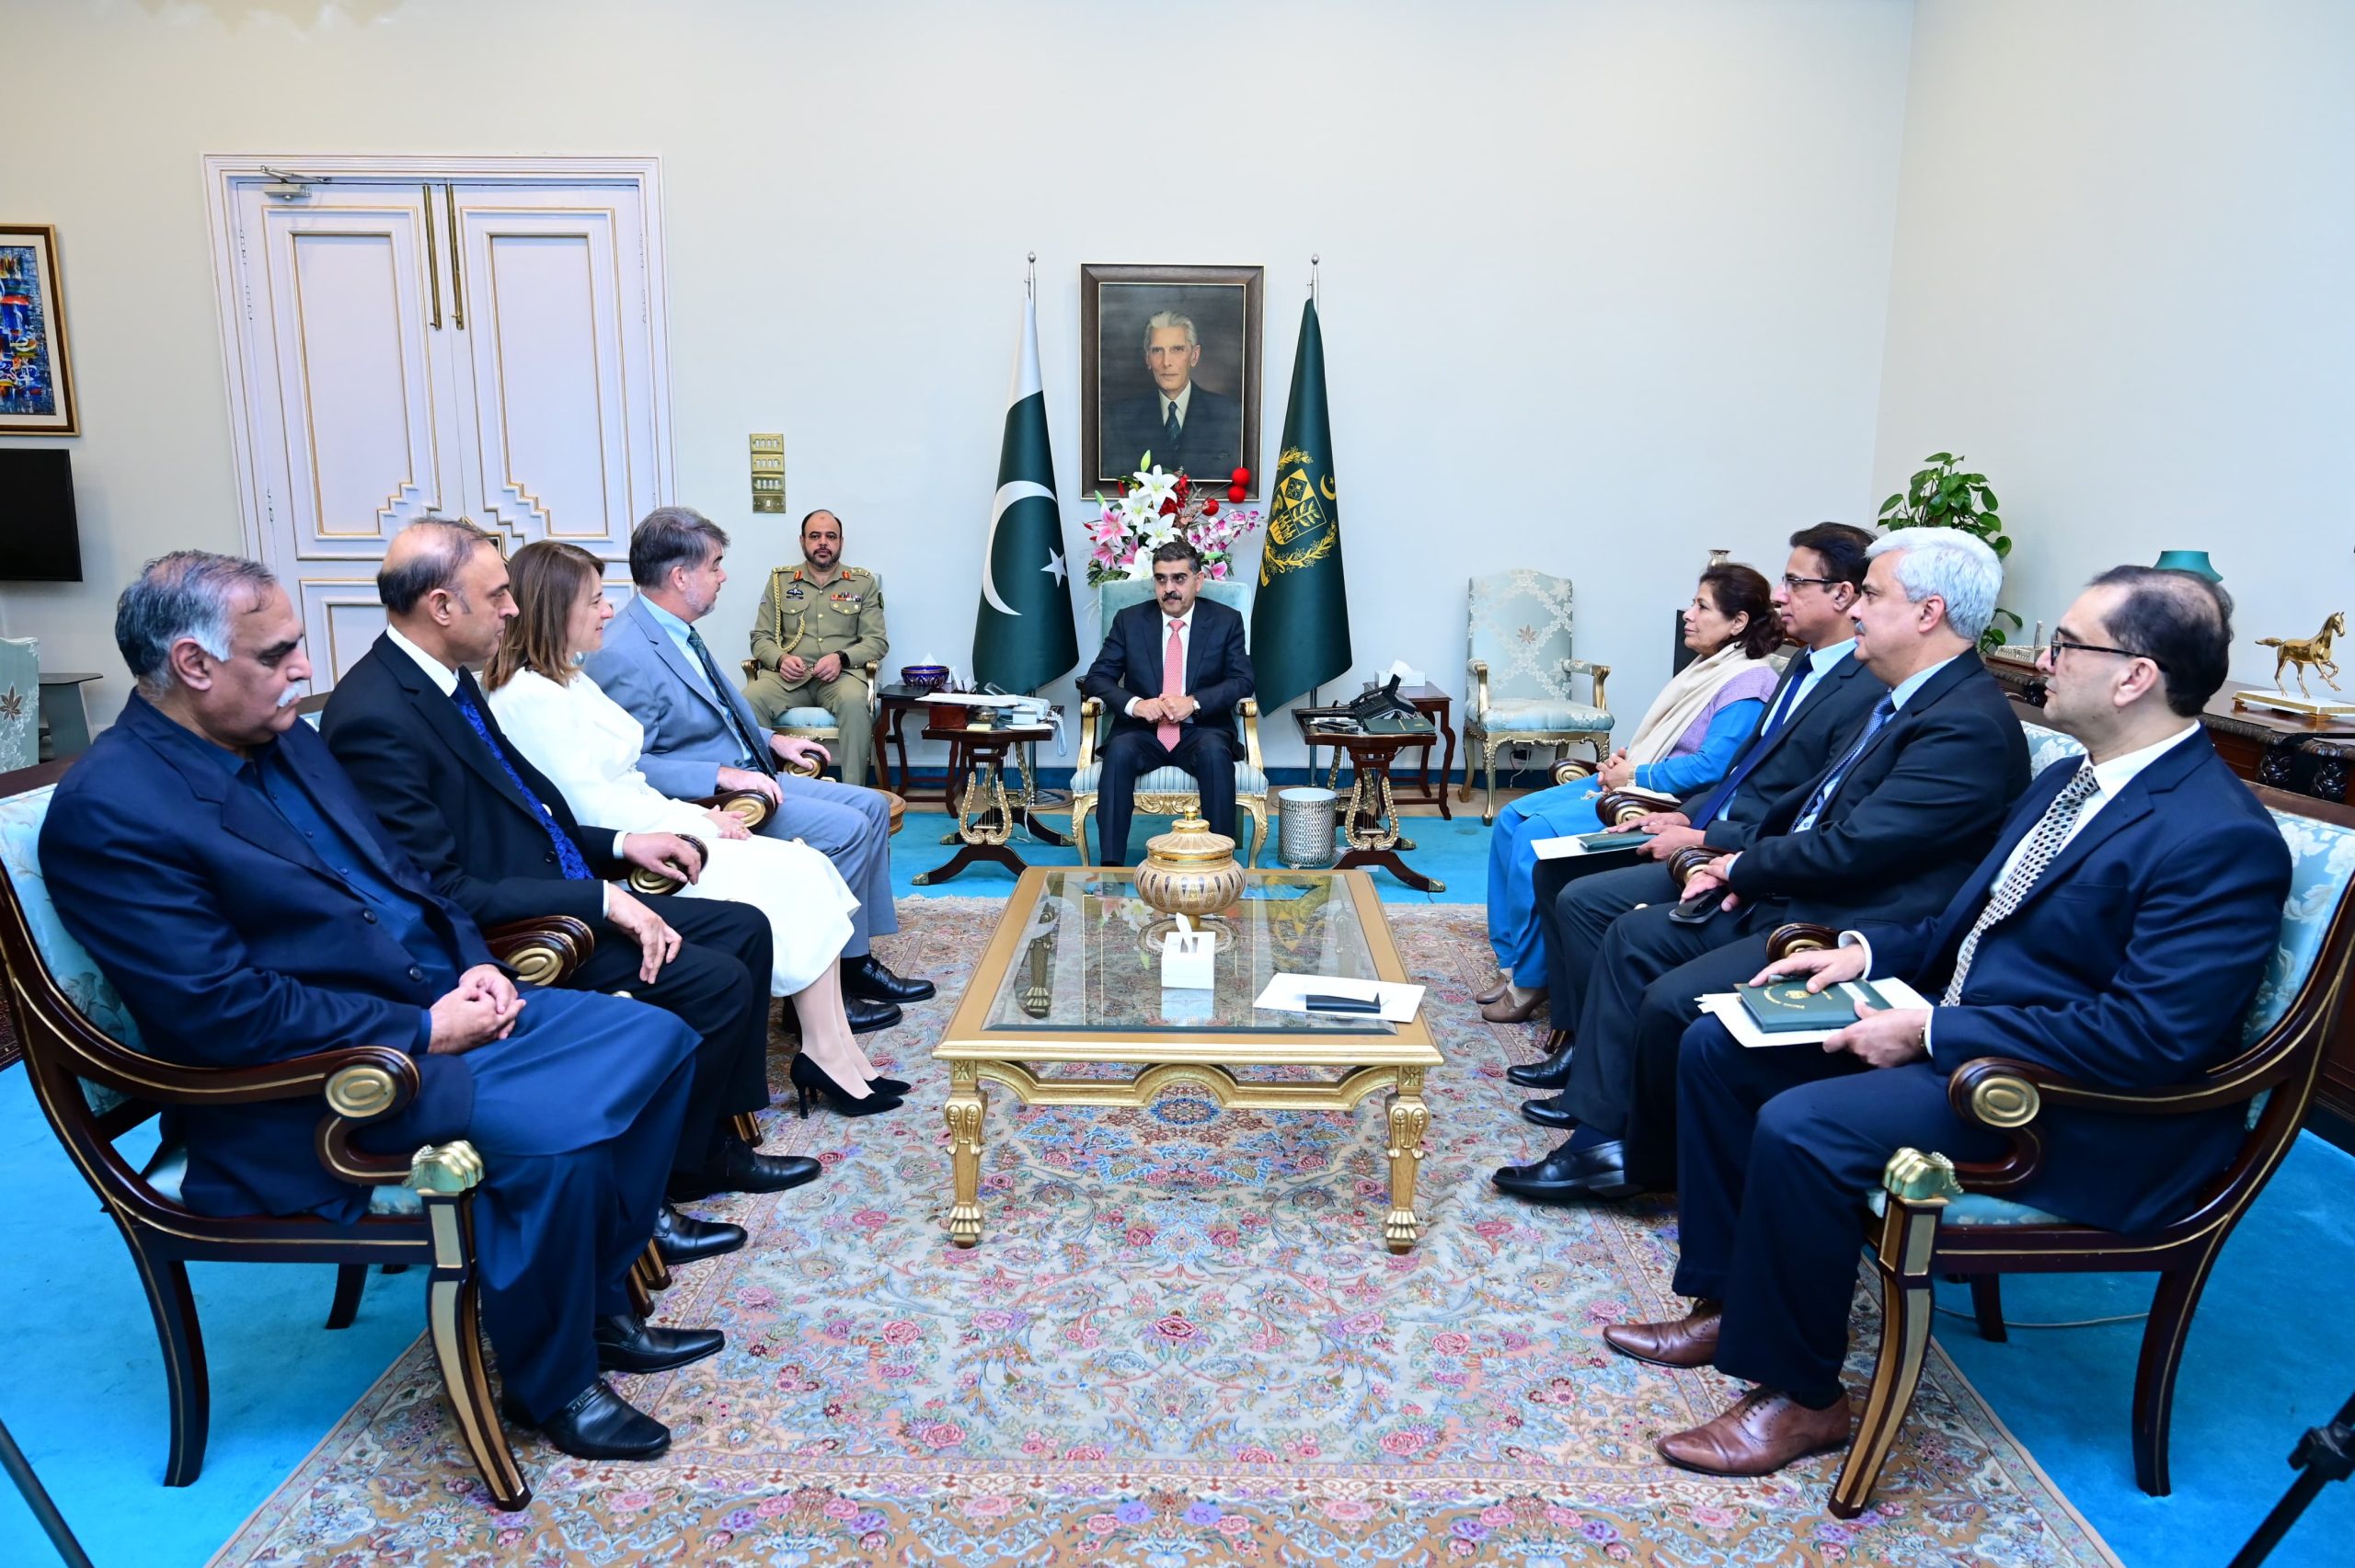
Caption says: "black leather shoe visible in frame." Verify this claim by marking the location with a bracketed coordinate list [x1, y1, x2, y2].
[844, 995, 903, 1035]
[506, 1379, 670, 1460]
[1520, 1093, 1578, 1128]
[1507, 1050, 1576, 1091]
[651, 1204, 746, 1266]
[867, 1075, 912, 1095]
[842, 954, 936, 1003]
[668, 1141, 824, 1201]
[593, 1311, 725, 1374]
[1490, 1138, 1638, 1203]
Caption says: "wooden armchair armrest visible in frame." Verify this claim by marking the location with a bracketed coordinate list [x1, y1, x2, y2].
[484, 914, 597, 987]
[1467, 659, 1490, 722]
[1595, 787, 1678, 824]
[1667, 844, 1730, 887]
[626, 833, 711, 897]
[1554, 757, 1600, 786]
[1077, 696, 1104, 774]
[695, 788, 775, 831]
[1563, 657, 1611, 713]
[1765, 921, 1840, 959]
[1240, 698, 1263, 777]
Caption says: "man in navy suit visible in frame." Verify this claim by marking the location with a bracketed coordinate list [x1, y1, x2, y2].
[1604, 567, 2291, 1478]
[1078, 539, 1255, 864]
[1499, 527, 2031, 1200]
[45, 552, 739, 1461]
[1100, 311, 1245, 483]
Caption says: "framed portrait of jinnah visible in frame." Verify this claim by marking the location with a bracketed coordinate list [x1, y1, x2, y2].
[1081, 262, 1263, 499]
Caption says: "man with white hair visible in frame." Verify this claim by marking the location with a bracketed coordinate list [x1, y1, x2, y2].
[1101, 308, 1245, 481]
[1495, 527, 2032, 1204]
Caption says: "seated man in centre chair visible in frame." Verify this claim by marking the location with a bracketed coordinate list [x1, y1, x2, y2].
[1078, 539, 1256, 864]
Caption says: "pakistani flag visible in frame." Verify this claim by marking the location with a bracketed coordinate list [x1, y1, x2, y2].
[971, 293, 1078, 692]
[1250, 298, 1351, 711]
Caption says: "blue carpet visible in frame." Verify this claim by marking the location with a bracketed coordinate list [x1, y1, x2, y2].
[4, 802, 2349, 1565]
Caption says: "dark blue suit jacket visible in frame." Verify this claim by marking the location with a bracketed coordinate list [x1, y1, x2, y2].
[1079, 597, 1255, 741]
[41, 697, 488, 1219]
[1855, 731, 2292, 1233]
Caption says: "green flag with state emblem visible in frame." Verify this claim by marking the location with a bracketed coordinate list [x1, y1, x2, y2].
[971, 292, 1079, 692]
[1250, 298, 1351, 711]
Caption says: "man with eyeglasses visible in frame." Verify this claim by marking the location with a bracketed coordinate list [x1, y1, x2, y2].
[1510, 523, 1882, 1093]
[1608, 566, 2288, 1480]
[1496, 526, 2030, 1205]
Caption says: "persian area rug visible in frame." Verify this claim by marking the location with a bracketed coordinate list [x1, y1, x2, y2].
[212, 898, 2119, 1567]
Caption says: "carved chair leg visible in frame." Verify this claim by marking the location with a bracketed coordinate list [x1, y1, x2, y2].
[1829, 1193, 1943, 1518]
[731, 1111, 764, 1146]
[1244, 799, 1269, 867]
[120, 1229, 210, 1489]
[1969, 1275, 2007, 1343]
[1481, 739, 1500, 825]
[326, 1263, 368, 1330]
[638, 1237, 672, 1293]
[2133, 1239, 2227, 1497]
[625, 1264, 653, 1318]
[420, 1193, 531, 1510]
[1070, 797, 1097, 866]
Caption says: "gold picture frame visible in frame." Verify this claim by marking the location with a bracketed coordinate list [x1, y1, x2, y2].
[1081, 262, 1263, 498]
[0, 224, 77, 436]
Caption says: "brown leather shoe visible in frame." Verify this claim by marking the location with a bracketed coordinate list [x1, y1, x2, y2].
[1656, 1388, 1855, 1477]
[1474, 971, 1513, 1006]
[1480, 988, 1549, 1024]
[1602, 1302, 1722, 1368]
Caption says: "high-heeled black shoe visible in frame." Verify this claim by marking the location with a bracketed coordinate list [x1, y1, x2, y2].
[790, 1053, 905, 1119]
[867, 1075, 911, 1095]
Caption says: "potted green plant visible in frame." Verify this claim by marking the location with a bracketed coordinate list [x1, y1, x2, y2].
[1878, 452, 2025, 651]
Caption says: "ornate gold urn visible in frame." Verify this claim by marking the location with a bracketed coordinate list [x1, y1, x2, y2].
[1134, 816, 1244, 949]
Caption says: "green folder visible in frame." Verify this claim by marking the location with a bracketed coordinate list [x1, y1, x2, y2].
[1576, 831, 1649, 853]
[1736, 979, 1887, 1034]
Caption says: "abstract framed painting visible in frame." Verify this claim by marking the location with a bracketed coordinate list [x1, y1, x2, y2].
[0, 225, 78, 436]
[1082, 262, 1262, 498]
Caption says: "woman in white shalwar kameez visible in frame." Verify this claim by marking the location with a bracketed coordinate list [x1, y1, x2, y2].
[485, 541, 901, 1116]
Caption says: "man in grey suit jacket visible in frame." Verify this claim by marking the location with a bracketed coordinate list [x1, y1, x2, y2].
[585, 507, 935, 1010]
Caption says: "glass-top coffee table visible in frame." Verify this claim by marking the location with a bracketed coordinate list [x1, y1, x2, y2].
[933, 866, 1444, 1252]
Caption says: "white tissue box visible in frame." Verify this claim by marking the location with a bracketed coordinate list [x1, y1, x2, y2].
[1160, 922, 1215, 990]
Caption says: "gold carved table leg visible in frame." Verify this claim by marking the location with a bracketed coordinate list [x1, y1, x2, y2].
[1384, 1066, 1429, 1253]
[944, 1061, 988, 1245]
[915, 740, 1032, 884]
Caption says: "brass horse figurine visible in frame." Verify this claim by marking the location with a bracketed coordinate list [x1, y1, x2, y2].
[2257, 611, 2347, 695]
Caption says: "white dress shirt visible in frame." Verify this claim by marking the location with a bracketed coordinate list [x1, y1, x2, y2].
[1160, 383, 1194, 434]
[1125, 604, 1196, 719]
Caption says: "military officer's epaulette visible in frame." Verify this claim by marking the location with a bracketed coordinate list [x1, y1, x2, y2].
[844, 566, 873, 578]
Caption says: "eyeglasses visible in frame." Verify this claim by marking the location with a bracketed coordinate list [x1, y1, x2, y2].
[2046, 632, 2167, 673]
[1781, 574, 1840, 592]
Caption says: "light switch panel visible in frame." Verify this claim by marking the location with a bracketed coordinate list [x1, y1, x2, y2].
[750, 433, 785, 513]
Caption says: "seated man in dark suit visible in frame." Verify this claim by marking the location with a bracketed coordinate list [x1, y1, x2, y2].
[1100, 310, 1245, 482]
[1499, 522, 1880, 1047]
[1498, 527, 2031, 1200]
[322, 519, 815, 1204]
[45, 551, 739, 1460]
[1077, 539, 1255, 864]
[1606, 567, 2289, 1477]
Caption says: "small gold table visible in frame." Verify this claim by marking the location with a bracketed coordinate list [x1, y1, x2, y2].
[932, 867, 1443, 1252]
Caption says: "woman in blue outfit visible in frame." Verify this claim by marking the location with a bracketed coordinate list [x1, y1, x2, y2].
[1479, 563, 1782, 1021]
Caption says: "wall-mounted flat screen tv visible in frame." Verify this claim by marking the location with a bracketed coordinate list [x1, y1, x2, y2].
[0, 449, 81, 582]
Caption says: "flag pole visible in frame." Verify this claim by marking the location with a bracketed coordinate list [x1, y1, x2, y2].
[1309, 252, 1320, 308]
[1026, 249, 1035, 300]
[1307, 253, 1320, 704]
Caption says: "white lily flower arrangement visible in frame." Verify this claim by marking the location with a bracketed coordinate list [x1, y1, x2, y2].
[1084, 452, 1264, 588]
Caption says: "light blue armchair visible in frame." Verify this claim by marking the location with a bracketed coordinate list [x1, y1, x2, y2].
[1459, 570, 1614, 823]
[0, 638, 37, 772]
[1071, 577, 1269, 864]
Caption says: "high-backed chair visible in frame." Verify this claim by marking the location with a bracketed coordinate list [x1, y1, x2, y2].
[1070, 578, 1269, 865]
[741, 657, 882, 784]
[1763, 722, 2355, 1517]
[0, 637, 39, 771]
[0, 759, 674, 1508]
[1459, 569, 1613, 823]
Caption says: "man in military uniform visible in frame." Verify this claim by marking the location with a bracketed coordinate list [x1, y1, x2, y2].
[745, 509, 887, 784]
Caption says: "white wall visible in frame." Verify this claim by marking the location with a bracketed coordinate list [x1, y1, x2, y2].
[1875, 0, 2355, 682]
[0, 0, 1914, 761]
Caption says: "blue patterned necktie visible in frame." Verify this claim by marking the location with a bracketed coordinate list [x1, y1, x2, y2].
[451, 673, 592, 879]
[1690, 659, 1810, 830]
[1941, 762, 2103, 1003]
[1791, 694, 1898, 831]
[684, 624, 776, 776]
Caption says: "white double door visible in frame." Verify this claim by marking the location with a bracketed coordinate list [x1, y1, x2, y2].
[212, 163, 672, 685]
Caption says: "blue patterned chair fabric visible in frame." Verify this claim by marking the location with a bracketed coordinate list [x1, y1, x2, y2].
[1070, 578, 1270, 865]
[0, 638, 37, 772]
[1461, 569, 1612, 823]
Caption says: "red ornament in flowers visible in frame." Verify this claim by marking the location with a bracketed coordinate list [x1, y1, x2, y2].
[1086, 457, 1263, 586]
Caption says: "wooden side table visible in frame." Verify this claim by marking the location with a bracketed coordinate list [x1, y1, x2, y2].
[1292, 709, 1446, 893]
[873, 684, 946, 802]
[1304, 684, 1456, 818]
[912, 718, 1067, 884]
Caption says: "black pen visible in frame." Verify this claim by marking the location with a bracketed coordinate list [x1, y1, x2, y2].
[1304, 993, 1384, 1014]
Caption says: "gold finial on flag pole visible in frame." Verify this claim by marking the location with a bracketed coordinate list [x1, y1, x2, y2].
[1026, 251, 1036, 299]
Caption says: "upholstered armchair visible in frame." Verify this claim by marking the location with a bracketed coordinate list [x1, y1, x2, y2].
[0, 762, 534, 1508]
[1769, 722, 2355, 1518]
[0, 638, 37, 771]
[1460, 570, 1614, 823]
[1070, 578, 1269, 865]
[741, 656, 882, 784]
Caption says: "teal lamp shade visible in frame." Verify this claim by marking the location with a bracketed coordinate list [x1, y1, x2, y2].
[2153, 550, 2222, 583]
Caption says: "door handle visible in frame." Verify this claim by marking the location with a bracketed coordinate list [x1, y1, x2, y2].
[421, 183, 442, 328]
[443, 183, 465, 330]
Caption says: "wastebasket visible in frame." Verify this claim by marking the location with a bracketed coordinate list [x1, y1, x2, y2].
[1277, 786, 1340, 869]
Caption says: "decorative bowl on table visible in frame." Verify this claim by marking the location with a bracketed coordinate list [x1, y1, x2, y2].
[901, 664, 951, 692]
[1134, 816, 1244, 951]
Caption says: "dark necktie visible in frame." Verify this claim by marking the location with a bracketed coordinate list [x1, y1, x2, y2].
[1689, 659, 1810, 830]
[1164, 400, 1181, 447]
[1792, 694, 1898, 831]
[450, 673, 593, 879]
[684, 624, 776, 776]
[1941, 763, 2104, 1003]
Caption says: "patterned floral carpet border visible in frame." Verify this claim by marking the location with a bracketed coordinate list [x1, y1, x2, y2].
[211, 898, 2120, 1567]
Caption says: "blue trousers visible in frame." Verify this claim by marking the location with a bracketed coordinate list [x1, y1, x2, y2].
[768, 771, 896, 955]
[1485, 779, 1608, 973]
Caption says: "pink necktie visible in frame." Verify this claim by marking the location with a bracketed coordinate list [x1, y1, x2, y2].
[1158, 618, 1185, 749]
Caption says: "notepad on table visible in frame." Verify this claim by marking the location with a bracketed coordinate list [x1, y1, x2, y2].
[1254, 973, 1423, 1023]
